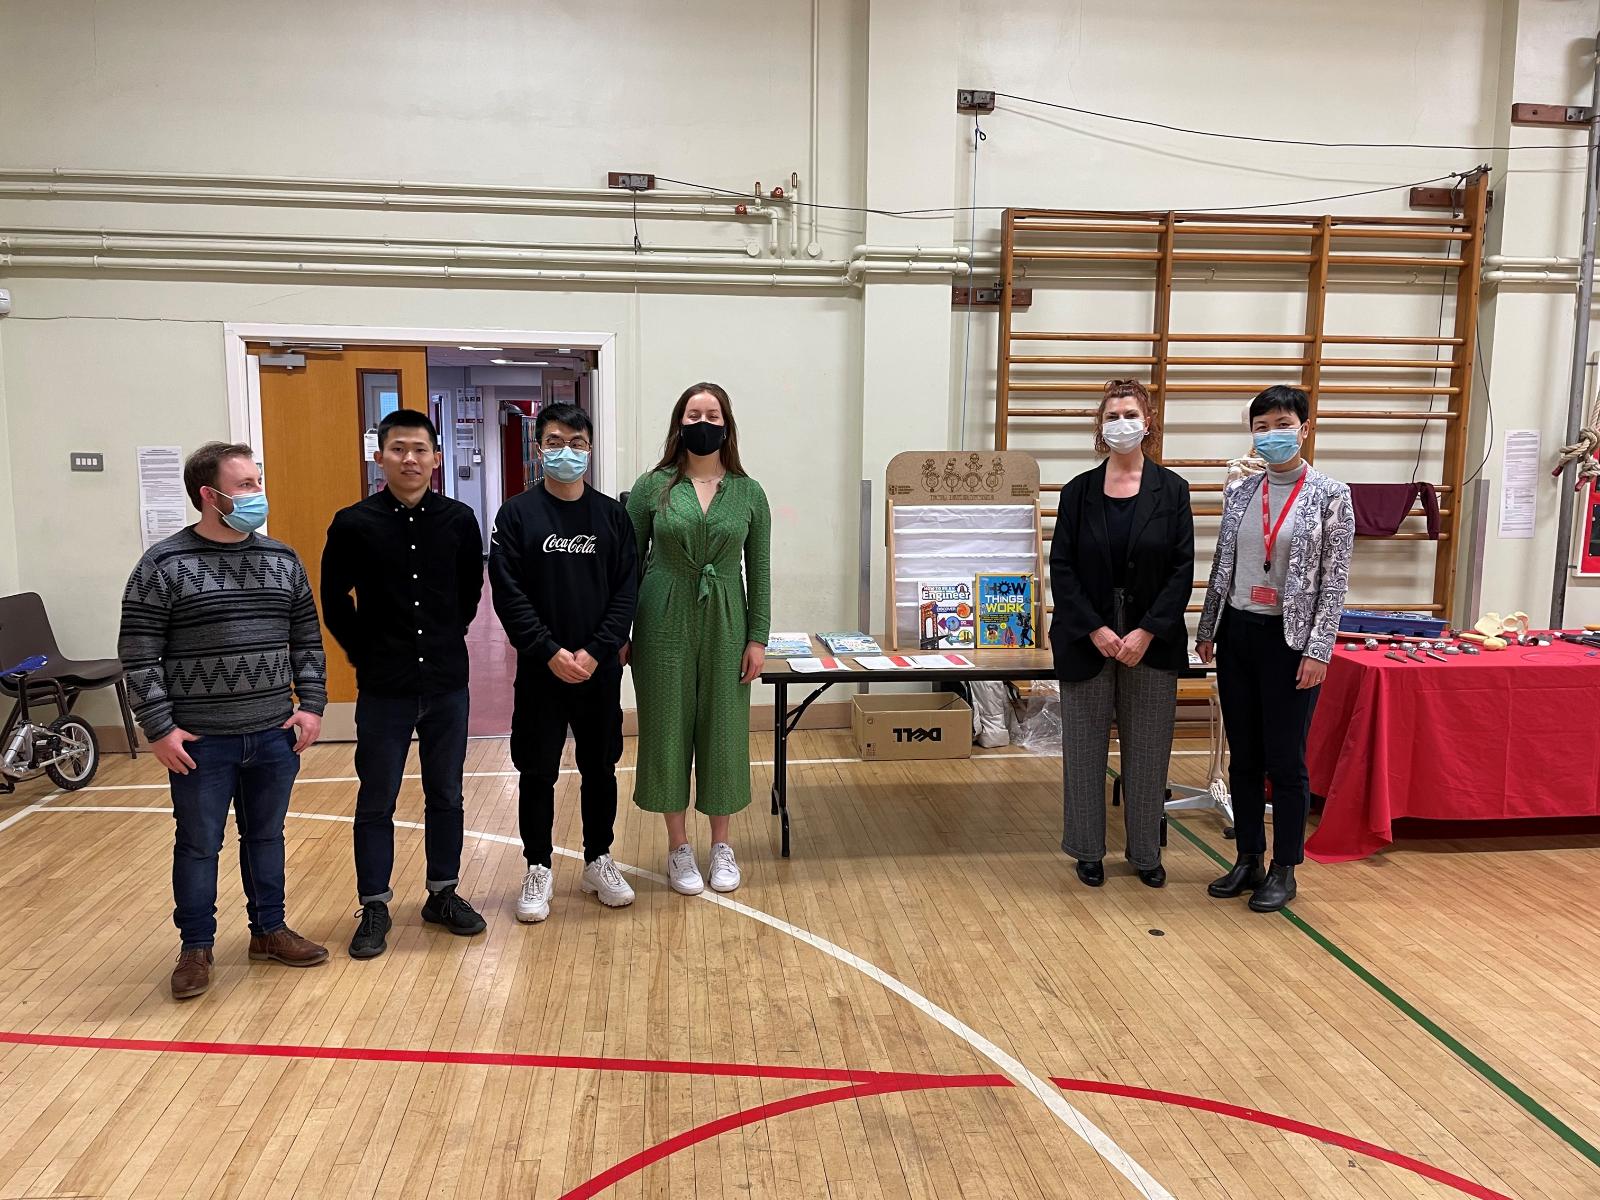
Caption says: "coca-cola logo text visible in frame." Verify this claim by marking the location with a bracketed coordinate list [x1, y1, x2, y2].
[543, 534, 598, 554]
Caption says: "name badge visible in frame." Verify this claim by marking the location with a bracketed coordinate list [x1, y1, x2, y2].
[1250, 584, 1279, 606]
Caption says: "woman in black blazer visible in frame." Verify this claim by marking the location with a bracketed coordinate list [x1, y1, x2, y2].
[1049, 380, 1195, 888]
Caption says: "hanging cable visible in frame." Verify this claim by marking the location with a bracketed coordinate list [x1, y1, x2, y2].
[994, 91, 1583, 153]
[958, 116, 987, 450]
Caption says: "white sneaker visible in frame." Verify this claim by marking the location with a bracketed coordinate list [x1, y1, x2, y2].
[580, 854, 636, 907]
[709, 842, 741, 893]
[667, 844, 704, 895]
[516, 864, 553, 923]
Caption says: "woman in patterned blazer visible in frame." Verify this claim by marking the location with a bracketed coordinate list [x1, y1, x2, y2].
[1195, 386, 1354, 912]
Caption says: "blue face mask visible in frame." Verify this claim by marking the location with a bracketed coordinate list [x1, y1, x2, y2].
[1252, 429, 1303, 465]
[215, 490, 268, 533]
[541, 447, 589, 483]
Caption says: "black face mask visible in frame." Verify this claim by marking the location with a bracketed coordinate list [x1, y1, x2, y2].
[680, 420, 727, 457]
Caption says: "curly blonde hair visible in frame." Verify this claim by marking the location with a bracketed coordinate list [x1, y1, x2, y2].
[1092, 379, 1159, 457]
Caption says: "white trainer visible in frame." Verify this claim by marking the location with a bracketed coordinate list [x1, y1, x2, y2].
[516, 864, 553, 923]
[668, 844, 704, 895]
[580, 854, 636, 907]
[708, 842, 741, 893]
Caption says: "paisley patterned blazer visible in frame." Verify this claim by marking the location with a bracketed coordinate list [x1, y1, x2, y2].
[1196, 466, 1354, 663]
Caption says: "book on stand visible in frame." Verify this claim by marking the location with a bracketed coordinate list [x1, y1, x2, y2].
[975, 573, 1037, 649]
[917, 579, 976, 650]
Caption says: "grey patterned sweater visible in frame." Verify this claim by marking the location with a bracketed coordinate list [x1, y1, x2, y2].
[118, 527, 328, 740]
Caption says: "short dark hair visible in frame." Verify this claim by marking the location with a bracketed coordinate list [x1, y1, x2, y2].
[1249, 385, 1309, 424]
[183, 441, 255, 509]
[535, 403, 593, 444]
[378, 408, 439, 450]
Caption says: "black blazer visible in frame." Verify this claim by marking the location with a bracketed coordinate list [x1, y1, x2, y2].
[1048, 459, 1195, 681]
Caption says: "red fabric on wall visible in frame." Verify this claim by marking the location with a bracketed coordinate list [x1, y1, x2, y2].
[1304, 641, 1600, 861]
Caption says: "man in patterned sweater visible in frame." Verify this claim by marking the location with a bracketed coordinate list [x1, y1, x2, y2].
[119, 441, 331, 1000]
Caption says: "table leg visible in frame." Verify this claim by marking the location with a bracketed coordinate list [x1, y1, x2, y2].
[773, 680, 790, 858]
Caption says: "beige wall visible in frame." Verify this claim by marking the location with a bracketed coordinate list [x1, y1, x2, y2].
[4, 0, 1600, 736]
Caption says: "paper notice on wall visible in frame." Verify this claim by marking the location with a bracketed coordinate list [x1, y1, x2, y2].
[1497, 429, 1540, 539]
[137, 446, 186, 550]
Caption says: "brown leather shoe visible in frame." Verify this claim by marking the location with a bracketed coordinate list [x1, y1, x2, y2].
[248, 927, 329, 967]
[171, 947, 213, 1000]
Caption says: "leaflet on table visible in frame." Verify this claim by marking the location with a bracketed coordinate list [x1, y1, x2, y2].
[851, 654, 974, 670]
[765, 632, 814, 656]
[818, 632, 882, 654]
[787, 656, 851, 673]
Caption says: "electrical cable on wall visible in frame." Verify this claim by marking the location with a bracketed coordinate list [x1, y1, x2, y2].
[993, 90, 1585, 153]
[958, 116, 986, 450]
[657, 171, 1468, 221]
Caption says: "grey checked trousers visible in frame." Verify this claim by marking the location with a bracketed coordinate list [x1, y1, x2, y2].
[1059, 591, 1178, 871]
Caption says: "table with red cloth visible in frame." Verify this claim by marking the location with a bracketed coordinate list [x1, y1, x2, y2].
[1304, 637, 1600, 862]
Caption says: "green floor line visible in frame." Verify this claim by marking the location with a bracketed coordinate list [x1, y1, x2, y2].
[1167, 816, 1600, 1175]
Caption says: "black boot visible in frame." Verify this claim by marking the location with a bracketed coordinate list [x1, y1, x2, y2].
[1207, 852, 1265, 898]
[421, 885, 488, 936]
[348, 901, 391, 960]
[1137, 862, 1166, 889]
[1248, 862, 1297, 912]
[1075, 860, 1105, 888]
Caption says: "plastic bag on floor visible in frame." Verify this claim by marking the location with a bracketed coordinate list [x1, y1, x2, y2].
[1013, 680, 1061, 754]
[969, 679, 1016, 747]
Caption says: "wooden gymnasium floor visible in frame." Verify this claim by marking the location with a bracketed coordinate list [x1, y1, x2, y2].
[0, 732, 1596, 1200]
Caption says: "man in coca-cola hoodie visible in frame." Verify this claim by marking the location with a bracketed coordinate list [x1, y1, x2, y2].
[489, 403, 638, 925]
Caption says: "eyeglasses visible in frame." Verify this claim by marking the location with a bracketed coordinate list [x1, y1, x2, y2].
[541, 437, 591, 452]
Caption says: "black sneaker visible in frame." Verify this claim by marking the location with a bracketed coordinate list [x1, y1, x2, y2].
[421, 885, 487, 936]
[349, 900, 391, 959]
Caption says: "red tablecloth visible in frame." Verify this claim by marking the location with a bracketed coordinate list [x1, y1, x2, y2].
[1304, 638, 1600, 861]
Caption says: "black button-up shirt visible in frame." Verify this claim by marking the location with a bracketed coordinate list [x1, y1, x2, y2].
[321, 490, 484, 697]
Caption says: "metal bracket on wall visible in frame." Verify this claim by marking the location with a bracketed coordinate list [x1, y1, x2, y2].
[953, 285, 1031, 310]
[957, 89, 995, 114]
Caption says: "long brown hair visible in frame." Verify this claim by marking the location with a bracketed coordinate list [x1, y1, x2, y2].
[651, 381, 749, 503]
[1093, 378, 1160, 457]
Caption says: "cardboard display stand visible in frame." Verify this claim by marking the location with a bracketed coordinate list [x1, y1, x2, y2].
[884, 451, 1044, 651]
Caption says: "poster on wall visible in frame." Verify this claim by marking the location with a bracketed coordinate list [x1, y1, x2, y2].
[1575, 474, 1600, 576]
[1497, 429, 1540, 539]
[136, 446, 186, 550]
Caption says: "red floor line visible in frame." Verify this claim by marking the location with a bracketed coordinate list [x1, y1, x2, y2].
[0, 1030, 1005, 1088]
[1053, 1077, 1513, 1200]
[558, 1075, 1004, 1200]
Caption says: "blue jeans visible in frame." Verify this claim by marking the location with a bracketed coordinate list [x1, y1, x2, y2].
[352, 687, 469, 903]
[169, 727, 301, 949]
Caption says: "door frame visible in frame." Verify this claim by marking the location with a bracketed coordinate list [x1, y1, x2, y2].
[221, 323, 619, 496]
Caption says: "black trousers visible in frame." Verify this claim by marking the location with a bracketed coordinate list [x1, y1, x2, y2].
[510, 668, 623, 868]
[1215, 608, 1320, 866]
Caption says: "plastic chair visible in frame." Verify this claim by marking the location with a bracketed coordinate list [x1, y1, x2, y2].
[0, 592, 139, 759]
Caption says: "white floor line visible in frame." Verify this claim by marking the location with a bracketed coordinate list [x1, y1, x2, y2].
[14, 802, 1177, 1199]
[71, 748, 1211, 795]
[0, 789, 61, 833]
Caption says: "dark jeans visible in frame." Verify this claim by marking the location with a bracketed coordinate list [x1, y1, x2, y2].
[511, 669, 623, 868]
[1215, 608, 1320, 865]
[169, 727, 301, 949]
[353, 687, 470, 903]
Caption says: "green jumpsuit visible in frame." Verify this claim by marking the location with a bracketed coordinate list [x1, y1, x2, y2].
[627, 469, 771, 815]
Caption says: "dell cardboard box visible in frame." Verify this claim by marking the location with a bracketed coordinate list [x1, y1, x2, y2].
[850, 692, 972, 761]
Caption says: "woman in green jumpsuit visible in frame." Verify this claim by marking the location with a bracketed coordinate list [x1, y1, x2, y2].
[627, 382, 771, 896]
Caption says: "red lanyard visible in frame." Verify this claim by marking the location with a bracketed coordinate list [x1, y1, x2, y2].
[1260, 474, 1306, 571]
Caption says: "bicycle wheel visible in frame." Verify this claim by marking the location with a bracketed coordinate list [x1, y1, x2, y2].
[45, 715, 99, 790]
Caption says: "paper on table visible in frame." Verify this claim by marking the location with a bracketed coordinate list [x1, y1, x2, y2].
[788, 656, 851, 673]
[911, 654, 974, 668]
[854, 656, 909, 670]
[137, 446, 186, 550]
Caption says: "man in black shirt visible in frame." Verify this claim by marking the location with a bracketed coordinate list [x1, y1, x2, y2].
[322, 409, 487, 958]
[489, 402, 637, 924]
